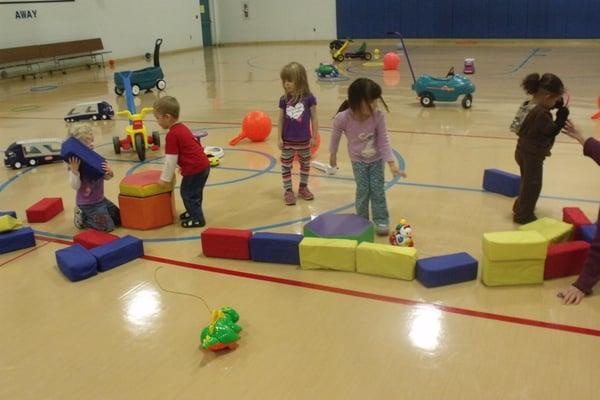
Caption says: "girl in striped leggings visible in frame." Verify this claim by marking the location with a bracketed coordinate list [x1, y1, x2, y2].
[278, 62, 318, 205]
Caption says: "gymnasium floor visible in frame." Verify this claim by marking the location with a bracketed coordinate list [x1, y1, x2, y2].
[1, 40, 599, 399]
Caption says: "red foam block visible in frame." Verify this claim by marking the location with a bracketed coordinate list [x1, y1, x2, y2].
[544, 241, 590, 280]
[73, 229, 120, 249]
[563, 207, 592, 240]
[26, 197, 64, 223]
[201, 228, 252, 259]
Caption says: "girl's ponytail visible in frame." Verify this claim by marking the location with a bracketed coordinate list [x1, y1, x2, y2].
[336, 99, 350, 114]
[521, 73, 541, 95]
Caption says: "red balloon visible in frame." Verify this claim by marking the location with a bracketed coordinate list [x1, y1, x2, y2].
[229, 111, 272, 145]
[383, 52, 401, 71]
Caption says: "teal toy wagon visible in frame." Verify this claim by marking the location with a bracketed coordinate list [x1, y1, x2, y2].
[114, 39, 166, 96]
[412, 68, 475, 108]
[389, 32, 475, 109]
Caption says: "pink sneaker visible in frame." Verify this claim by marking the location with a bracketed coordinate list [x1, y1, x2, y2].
[298, 186, 314, 200]
[284, 190, 296, 205]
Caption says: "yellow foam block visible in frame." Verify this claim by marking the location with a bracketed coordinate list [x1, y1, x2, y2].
[299, 237, 357, 272]
[518, 217, 573, 243]
[481, 256, 544, 286]
[482, 230, 548, 261]
[119, 170, 174, 198]
[0, 215, 22, 233]
[356, 242, 417, 280]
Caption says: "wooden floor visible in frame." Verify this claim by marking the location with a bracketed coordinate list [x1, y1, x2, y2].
[1, 40, 599, 400]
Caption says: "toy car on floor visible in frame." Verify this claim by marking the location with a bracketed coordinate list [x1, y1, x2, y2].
[114, 39, 166, 96]
[315, 63, 340, 78]
[388, 32, 475, 109]
[64, 101, 114, 122]
[4, 138, 63, 169]
[329, 39, 372, 62]
[413, 67, 475, 108]
[463, 58, 475, 74]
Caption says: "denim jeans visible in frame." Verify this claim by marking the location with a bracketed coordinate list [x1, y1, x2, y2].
[79, 198, 121, 232]
[180, 167, 210, 222]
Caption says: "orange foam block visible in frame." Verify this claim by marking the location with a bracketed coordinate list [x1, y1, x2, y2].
[118, 192, 174, 230]
[26, 197, 64, 223]
[119, 170, 174, 198]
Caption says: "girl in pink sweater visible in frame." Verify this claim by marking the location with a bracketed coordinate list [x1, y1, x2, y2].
[329, 78, 406, 236]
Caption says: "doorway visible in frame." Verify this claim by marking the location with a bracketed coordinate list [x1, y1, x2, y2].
[199, 0, 212, 46]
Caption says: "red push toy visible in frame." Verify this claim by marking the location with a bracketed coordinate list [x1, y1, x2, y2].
[201, 228, 252, 259]
[228, 111, 272, 145]
[26, 198, 64, 223]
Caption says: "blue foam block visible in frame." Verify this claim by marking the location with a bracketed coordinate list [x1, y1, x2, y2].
[90, 235, 144, 272]
[416, 252, 478, 288]
[55, 244, 98, 282]
[250, 232, 303, 265]
[483, 169, 520, 197]
[581, 223, 598, 243]
[60, 136, 106, 180]
[0, 211, 17, 218]
[0, 227, 36, 254]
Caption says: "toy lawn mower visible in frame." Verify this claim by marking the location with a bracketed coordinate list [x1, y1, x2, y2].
[329, 39, 372, 62]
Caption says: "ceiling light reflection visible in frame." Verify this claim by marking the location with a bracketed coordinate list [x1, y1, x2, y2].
[124, 287, 161, 330]
[408, 305, 443, 352]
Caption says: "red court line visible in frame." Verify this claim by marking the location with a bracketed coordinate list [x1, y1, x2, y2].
[0, 241, 50, 268]
[36, 235, 600, 338]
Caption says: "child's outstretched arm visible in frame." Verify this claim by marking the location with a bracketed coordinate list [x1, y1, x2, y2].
[67, 157, 81, 190]
[277, 108, 284, 150]
[375, 115, 406, 178]
[102, 161, 114, 180]
[329, 114, 344, 167]
[159, 154, 178, 186]
[558, 120, 600, 304]
[310, 105, 319, 147]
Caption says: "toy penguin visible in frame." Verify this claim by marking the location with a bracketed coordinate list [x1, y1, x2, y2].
[389, 219, 414, 247]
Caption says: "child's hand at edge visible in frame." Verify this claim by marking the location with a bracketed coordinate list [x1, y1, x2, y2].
[102, 161, 114, 178]
[68, 157, 80, 174]
[558, 285, 585, 305]
[389, 161, 407, 178]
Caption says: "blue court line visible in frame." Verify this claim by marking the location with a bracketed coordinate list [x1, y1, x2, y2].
[0, 168, 35, 193]
[122, 151, 406, 242]
[505, 48, 541, 74]
[123, 148, 278, 187]
[5, 143, 597, 243]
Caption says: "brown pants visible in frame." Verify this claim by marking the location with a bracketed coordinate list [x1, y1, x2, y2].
[513, 149, 545, 223]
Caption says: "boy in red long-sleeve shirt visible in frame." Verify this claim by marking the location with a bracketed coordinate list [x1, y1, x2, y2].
[155, 96, 211, 228]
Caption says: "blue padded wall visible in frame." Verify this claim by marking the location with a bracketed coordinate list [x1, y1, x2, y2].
[336, 0, 600, 39]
